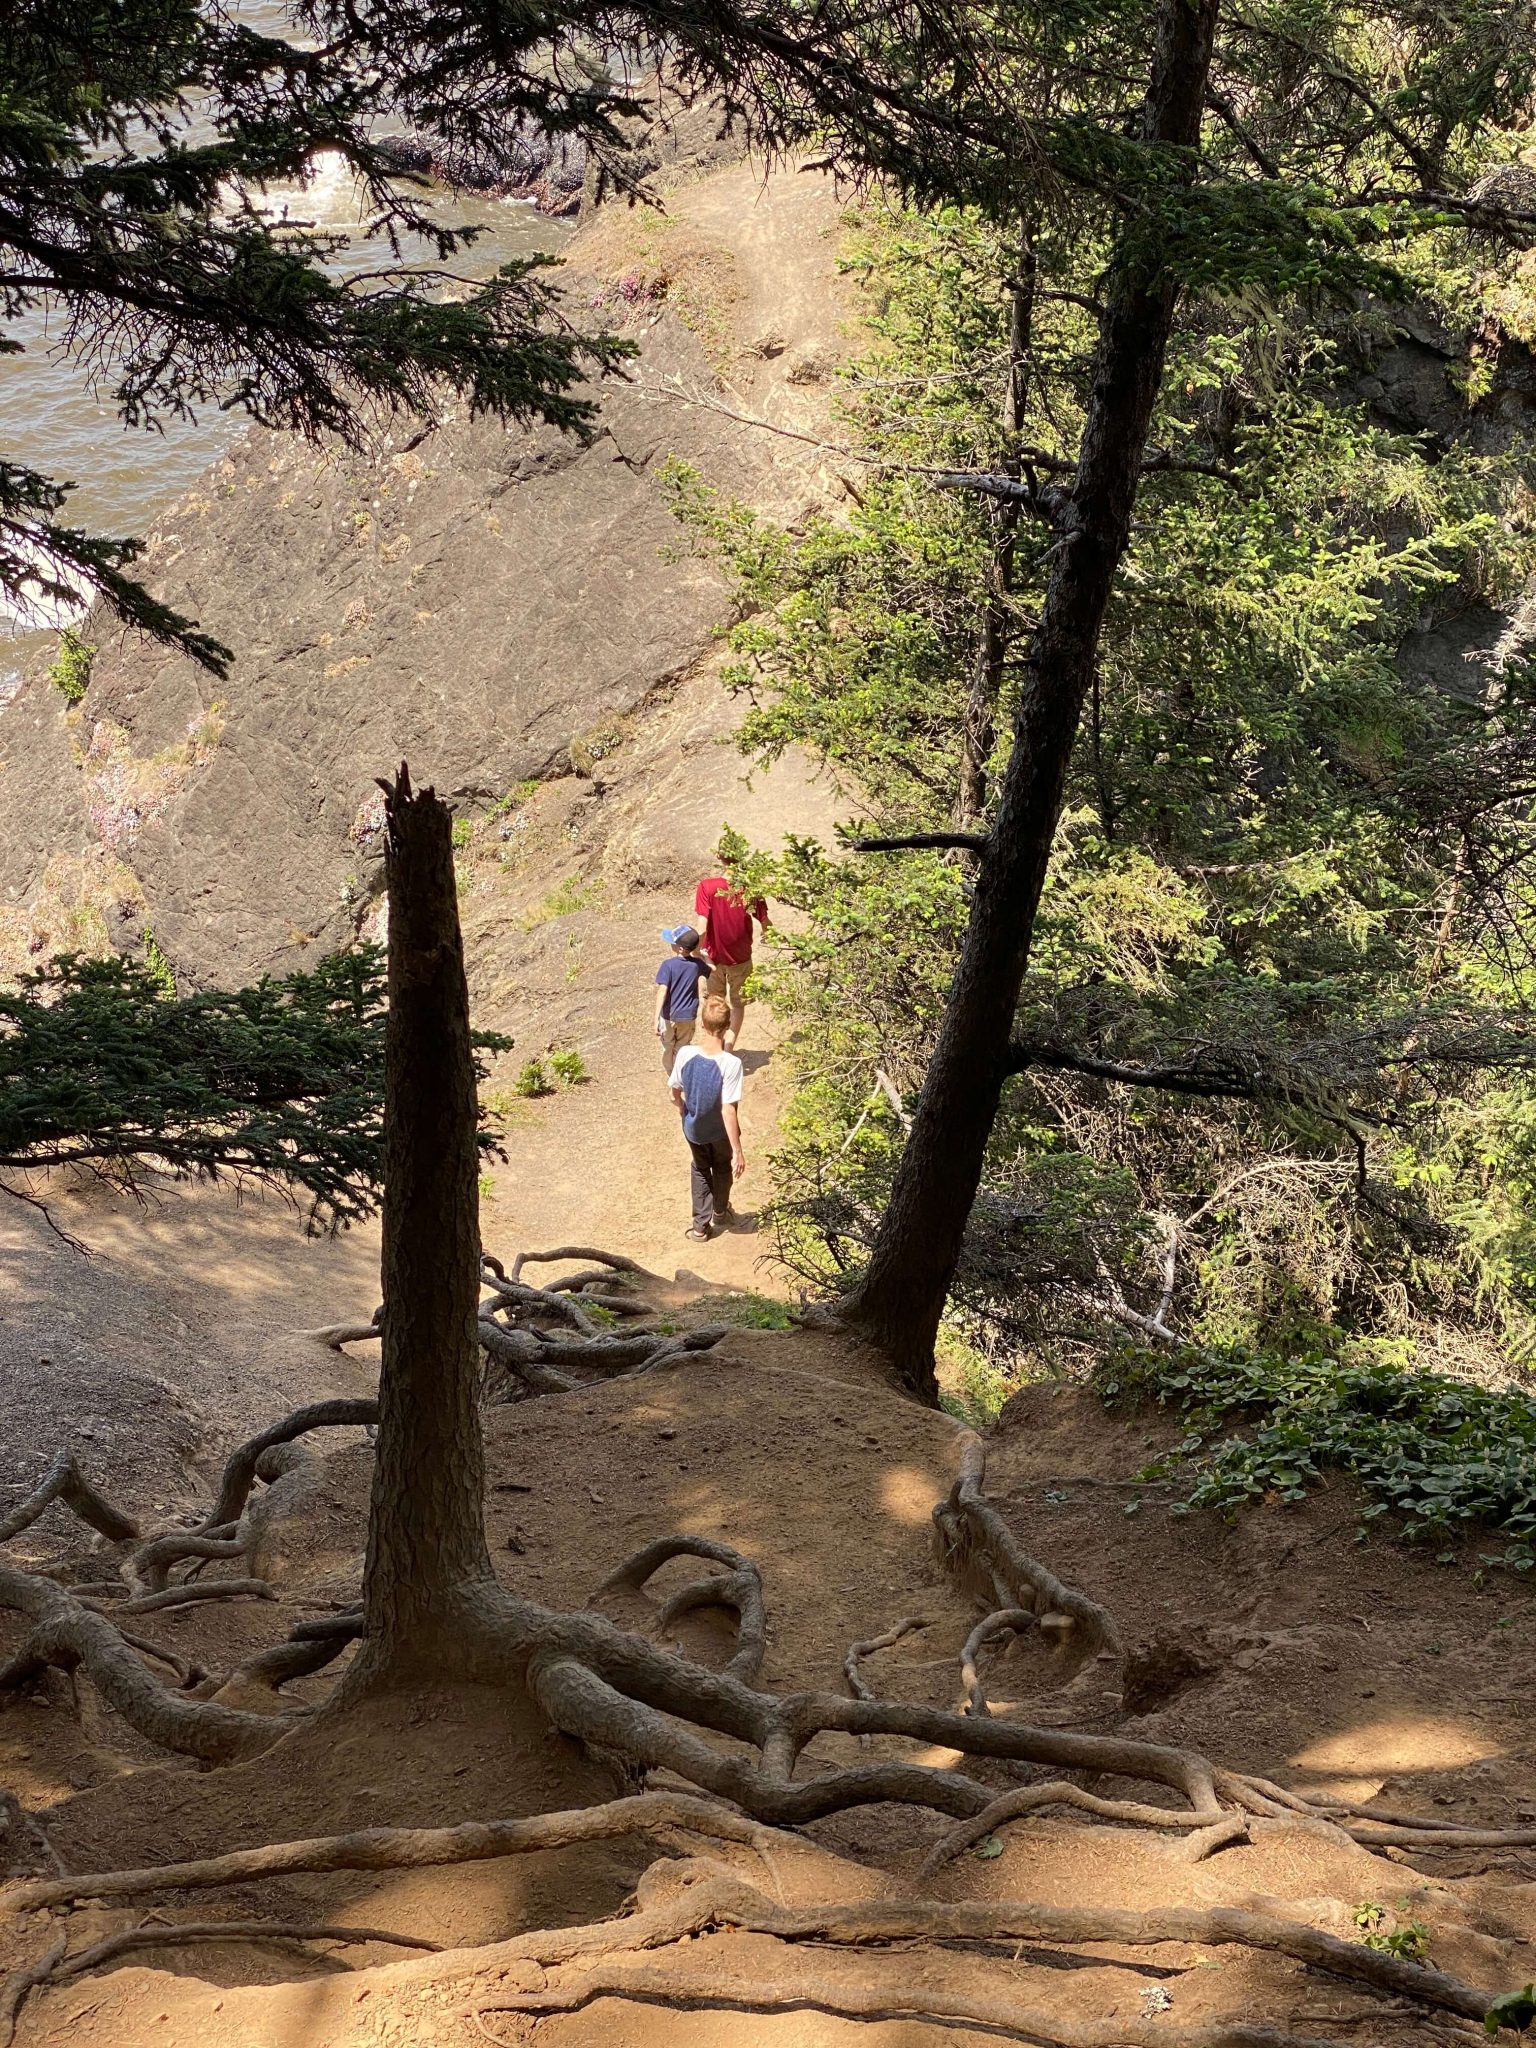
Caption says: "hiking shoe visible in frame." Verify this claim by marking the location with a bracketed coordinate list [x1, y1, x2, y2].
[711, 1209, 731, 1228]
[685, 1225, 712, 1242]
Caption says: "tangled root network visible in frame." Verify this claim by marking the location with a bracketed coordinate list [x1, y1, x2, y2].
[3, 1251, 1533, 2046]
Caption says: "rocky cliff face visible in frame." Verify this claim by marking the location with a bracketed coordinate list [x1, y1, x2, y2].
[0, 162, 852, 986]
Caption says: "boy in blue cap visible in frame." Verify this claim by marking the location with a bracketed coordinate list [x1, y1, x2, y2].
[654, 924, 709, 1078]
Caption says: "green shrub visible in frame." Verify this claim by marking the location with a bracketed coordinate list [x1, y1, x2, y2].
[1099, 1340, 1536, 1569]
[48, 629, 95, 704]
[550, 1048, 587, 1086]
[519, 875, 599, 929]
[451, 816, 474, 850]
[514, 1057, 552, 1097]
[713, 1291, 793, 1331]
[477, 1170, 495, 1199]
[141, 926, 176, 997]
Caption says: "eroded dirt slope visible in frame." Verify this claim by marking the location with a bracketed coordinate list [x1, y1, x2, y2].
[5, 1338, 1536, 2048]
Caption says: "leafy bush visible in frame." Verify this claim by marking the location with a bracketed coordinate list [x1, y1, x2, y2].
[451, 816, 474, 850]
[514, 1057, 552, 1097]
[1098, 1342, 1536, 1567]
[1354, 1903, 1429, 1962]
[550, 1048, 586, 1086]
[519, 876, 598, 929]
[713, 1291, 794, 1330]
[48, 629, 95, 704]
[141, 926, 176, 997]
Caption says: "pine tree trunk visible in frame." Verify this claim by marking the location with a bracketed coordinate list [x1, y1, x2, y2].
[955, 221, 1034, 833]
[356, 767, 492, 1671]
[846, 0, 1221, 1401]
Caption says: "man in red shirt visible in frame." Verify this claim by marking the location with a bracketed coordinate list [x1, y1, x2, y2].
[693, 866, 769, 1051]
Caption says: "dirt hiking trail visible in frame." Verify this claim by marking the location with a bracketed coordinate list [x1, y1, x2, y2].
[8, 160, 1536, 2048]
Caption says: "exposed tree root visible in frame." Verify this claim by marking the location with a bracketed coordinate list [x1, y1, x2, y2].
[935, 1433, 1122, 1691]
[302, 1317, 382, 1350]
[0, 1920, 440, 2046]
[475, 1967, 1350, 2048]
[0, 1560, 285, 1761]
[920, 1783, 1236, 1876]
[843, 1616, 926, 1701]
[0, 1795, 63, 1881]
[500, 1246, 656, 1285]
[959, 1605, 1037, 1715]
[215, 1608, 365, 1698]
[120, 1401, 378, 1597]
[477, 1246, 727, 1401]
[458, 1874, 1502, 2032]
[596, 1537, 766, 1685]
[106, 1578, 277, 1616]
[0, 1452, 139, 1546]
[194, 1398, 382, 1536]
[4, 1793, 786, 1914]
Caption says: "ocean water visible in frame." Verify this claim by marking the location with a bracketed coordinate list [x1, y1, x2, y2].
[2, 3, 571, 682]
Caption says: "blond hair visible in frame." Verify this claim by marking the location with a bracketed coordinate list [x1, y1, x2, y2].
[700, 994, 731, 1035]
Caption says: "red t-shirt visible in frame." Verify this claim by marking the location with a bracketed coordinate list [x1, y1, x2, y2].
[695, 876, 767, 966]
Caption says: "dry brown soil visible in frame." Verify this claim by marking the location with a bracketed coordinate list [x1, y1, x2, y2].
[6, 1358, 1536, 2046]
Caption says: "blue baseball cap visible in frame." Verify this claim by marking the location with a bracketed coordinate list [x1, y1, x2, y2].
[661, 924, 698, 947]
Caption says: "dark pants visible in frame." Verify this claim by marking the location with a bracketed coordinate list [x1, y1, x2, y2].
[687, 1136, 733, 1231]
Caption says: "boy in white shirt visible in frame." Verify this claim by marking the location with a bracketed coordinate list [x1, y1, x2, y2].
[669, 994, 745, 1242]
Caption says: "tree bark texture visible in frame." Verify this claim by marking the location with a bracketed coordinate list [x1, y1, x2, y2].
[848, 0, 1222, 1398]
[357, 766, 493, 1668]
[954, 217, 1034, 832]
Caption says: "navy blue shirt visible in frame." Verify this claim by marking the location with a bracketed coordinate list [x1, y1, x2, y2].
[655, 954, 706, 1022]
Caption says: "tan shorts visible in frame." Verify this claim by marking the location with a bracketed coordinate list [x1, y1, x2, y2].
[707, 959, 752, 1003]
[660, 1017, 695, 1076]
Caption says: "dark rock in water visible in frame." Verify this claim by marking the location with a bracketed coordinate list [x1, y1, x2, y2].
[374, 124, 586, 212]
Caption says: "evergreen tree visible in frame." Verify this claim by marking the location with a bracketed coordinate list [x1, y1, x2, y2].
[0, 945, 506, 1240]
[0, 0, 1020, 660]
[677, 5, 1536, 1396]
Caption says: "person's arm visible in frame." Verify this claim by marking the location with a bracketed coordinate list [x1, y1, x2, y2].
[654, 977, 668, 1036]
[723, 1100, 745, 1177]
[693, 877, 714, 942]
[752, 896, 770, 933]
